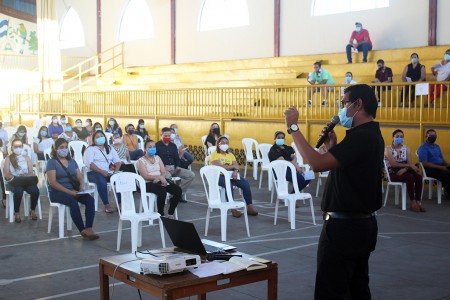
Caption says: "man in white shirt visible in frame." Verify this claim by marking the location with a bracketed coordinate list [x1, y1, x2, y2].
[429, 49, 450, 107]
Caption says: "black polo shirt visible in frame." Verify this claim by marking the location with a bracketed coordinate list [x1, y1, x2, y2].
[322, 121, 384, 213]
[155, 141, 181, 168]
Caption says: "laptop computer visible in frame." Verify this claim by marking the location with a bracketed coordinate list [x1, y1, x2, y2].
[160, 218, 236, 255]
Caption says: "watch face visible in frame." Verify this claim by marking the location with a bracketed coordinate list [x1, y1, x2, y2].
[291, 124, 299, 131]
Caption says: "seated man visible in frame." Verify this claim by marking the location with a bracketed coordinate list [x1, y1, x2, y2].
[429, 49, 450, 107]
[346, 22, 372, 63]
[156, 127, 195, 202]
[417, 129, 450, 199]
[307, 62, 335, 107]
[122, 124, 144, 160]
[170, 123, 194, 169]
[372, 59, 393, 101]
[268, 131, 311, 192]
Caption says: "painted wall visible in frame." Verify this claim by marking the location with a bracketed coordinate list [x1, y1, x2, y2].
[0, 13, 37, 55]
[437, 0, 450, 46]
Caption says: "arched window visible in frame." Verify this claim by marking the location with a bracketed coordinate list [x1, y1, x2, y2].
[59, 7, 85, 49]
[198, 0, 249, 32]
[312, 0, 389, 16]
[118, 0, 154, 42]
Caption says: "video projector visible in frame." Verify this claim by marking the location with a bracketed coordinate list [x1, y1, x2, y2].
[140, 253, 201, 275]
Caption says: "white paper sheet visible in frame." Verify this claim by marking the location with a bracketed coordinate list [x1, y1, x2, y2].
[405, 77, 412, 82]
[77, 189, 95, 195]
[415, 83, 429, 96]
[115, 174, 136, 193]
[189, 261, 226, 278]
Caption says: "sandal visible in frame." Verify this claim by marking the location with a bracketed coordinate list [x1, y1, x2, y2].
[14, 213, 21, 223]
[81, 228, 100, 241]
[231, 209, 242, 218]
[1, 199, 5, 208]
[30, 210, 38, 220]
[104, 204, 115, 214]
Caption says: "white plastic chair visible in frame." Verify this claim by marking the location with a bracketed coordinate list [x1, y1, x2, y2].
[68, 141, 88, 167]
[242, 138, 262, 180]
[207, 146, 216, 156]
[383, 160, 407, 210]
[43, 173, 72, 238]
[419, 162, 442, 204]
[291, 142, 311, 171]
[200, 165, 250, 242]
[315, 171, 329, 197]
[110, 172, 166, 253]
[257, 143, 273, 190]
[136, 135, 145, 151]
[270, 160, 316, 229]
[201, 135, 208, 157]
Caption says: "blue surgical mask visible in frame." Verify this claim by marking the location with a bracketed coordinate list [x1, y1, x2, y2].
[275, 139, 284, 146]
[40, 131, 48, 137]
[109, 120, 115, 126]
[139, 124, 145, 129]
[95, 127, 102, 131]
[57, 148, 69, 157]
[345, 77, 352, 83]
[394, 137, 404, 145]
[18, 132, 25, 137]
[173, 128, 178, 134]
[65, 126, 72, 132]
[411, 58, 418, 64]
[338, 103, 357, 129]
[147, 148, 157, 156]
[355, 26, 362, 32]
[445, 54, 450, 61]
[96, 136, 106, 145]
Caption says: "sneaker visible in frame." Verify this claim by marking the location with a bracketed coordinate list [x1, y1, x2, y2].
[321, 100, 328, 107]
[377, 101, 381, 107]
[308, 99, 312, 107]
[362, 59, 368, 63]
[30, 210, 38, 221]
[14, 213, 21, 223]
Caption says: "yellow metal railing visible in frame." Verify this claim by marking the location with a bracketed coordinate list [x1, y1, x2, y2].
[10, 82, 450, 125]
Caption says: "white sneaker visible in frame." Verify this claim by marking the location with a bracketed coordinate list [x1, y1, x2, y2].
[321, 100, 328, 107]
[308, 99, 312, 106]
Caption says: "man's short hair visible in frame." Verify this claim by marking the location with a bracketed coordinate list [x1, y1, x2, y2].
[377, 59, 384, 65]
[314, 61, 321, 68]
[426, 129, 436, 135]
[274, 131, 285, 139]
[345, 71, 353, 77]
[343, 84, 378, 118]
[161, 127, 171, 133]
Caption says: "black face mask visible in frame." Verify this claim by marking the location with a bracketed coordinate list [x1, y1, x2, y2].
[212, 128, 220, 135]
[427, 136, 437, 144]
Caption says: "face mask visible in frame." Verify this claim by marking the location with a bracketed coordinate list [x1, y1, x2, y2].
[114, 138, 122, 144]
[411, 58, 418, 64]
[57, 148, 69, 157]
[52, 119, 58, 124]
[109, 120, 115, 126]
[355, 26, 362, 32]
[139, 124, 145, 129]
[85, 122, 91, 127]
[162, 137, 171, 144]
[338, 102, 357, 129]
[212, 128, 220, 135]
[96, 136, 106, 145]
[444, 54, 450, 61]
[13, 147, 23, 155]
[40, 131, 48, 137]
[345, 77, 352, 83]
[173, 128, 178, 134]
[60, 119, 66, 124]
[170, 133, 176, 139]
[95, 127, 102, 131]
[427, 136, 437, 144]
[147, 148, 157, 156]
[76, 122, 82, 128]
[127, 129, 134, 135]
[275, 139, 284, 146]
[18, 132, 25, 137]
[219, 144, 229, 152]
[394, 137, 404, 145]
[65, 126, 72, 132]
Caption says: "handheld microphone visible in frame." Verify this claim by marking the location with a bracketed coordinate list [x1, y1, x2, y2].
[315, 115, 340, 149]
[206, 253, 243, 261]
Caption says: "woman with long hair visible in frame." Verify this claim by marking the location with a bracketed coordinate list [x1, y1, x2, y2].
[33, 125, 53, 161]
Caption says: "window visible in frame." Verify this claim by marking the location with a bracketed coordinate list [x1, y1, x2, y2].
[199, 0, 249, 32]
[118, 0, 154, 42]
[59, 7, 85, 49]
[312, 0, 389, 16]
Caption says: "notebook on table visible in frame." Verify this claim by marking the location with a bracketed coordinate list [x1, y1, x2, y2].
[160, 217, 236, 255]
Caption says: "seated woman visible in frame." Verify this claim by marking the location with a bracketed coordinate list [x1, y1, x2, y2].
[33, 126, 54, 161]
[11, 125, 29, 146]
[122, 124, 144, 160]
[205, 123, 221, 149]
[3, 138, 40, 223]
[111, 132, 136, 172]
[135, 119, 149, 141]
[401, 53, 426, 106]
[86, 122, 103, 145]
[268, 131, 311, 192]
[48, 115, 63, 139]
[73, 119, 89, 141]
[137, 140, 181, 218]
[85, 119, 94, 137]
[84, 130, 122, 213]
[58, 122, 79, 143]
[208, 136, 258, 217]
[385, 129, 424, 212]
[46, 138, 98, 240]
[105, 118, 122, 136]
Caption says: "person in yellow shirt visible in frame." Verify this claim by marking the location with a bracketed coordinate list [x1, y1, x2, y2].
[209, 136, 258, 217]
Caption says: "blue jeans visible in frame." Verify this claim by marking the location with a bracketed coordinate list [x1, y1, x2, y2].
[49, 190, 95, 232]
[87, 171, 118, 205]
[218, 175, 252, 205]
[346, 43, 372, 62]
[180, 152, 194, 169]
[286, 168, 310, 192]
[129, 149, 144, 160]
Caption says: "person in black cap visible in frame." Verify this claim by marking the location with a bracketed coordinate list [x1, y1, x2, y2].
[284, 84, 384, 299]
[268, 131, 310, 192]
[346, 22, 373, 63]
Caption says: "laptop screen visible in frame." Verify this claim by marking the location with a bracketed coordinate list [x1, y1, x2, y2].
[160, 218, 208, 255]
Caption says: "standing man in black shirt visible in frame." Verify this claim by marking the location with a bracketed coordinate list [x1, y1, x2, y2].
[156, 127, 195, 202]
[284, 84, 384, 299]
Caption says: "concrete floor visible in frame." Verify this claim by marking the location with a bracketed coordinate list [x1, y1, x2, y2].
[0, 164, 450, 300]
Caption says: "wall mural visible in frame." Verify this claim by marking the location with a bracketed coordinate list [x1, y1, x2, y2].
[0, 13, 37, 55]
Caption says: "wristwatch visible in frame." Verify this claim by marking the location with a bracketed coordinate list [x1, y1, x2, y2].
[287, 124, 299, 134]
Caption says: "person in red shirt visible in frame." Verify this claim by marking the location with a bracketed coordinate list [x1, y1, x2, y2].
[346, 22, 373, 63]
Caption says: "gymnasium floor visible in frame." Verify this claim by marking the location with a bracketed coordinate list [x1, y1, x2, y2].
[0, 163, 449, 300]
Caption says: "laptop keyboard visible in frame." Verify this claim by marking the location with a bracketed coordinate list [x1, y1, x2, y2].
[203, 243, 223, 253]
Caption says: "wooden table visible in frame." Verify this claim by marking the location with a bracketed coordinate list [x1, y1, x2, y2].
[99, 253, 278, 299]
